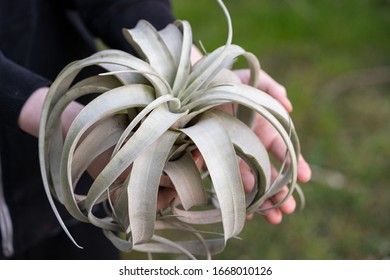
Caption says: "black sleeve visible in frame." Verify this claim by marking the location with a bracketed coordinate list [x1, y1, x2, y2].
[0, 50, 50, 127]
[72, 0, 176, 54]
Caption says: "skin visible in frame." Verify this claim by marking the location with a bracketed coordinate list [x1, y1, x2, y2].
[18, 47, 311, 226]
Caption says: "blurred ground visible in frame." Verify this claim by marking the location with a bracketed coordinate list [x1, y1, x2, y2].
[125, 0, 390, 260]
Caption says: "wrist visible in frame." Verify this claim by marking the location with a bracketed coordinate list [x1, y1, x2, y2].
[18, 87, 49, 137]
[18, 87, 83, 137]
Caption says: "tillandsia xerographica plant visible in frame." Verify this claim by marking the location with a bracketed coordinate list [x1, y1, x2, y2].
[39, 0, 302, 259]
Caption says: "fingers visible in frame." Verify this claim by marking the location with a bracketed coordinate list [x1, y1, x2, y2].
[233, 67, 310, 226]
[156, 187, 177, 211]
[253, 114, 312, 184]
[260, 199, 283, 224]
[297, 154, 312, 183]
[253, 114, 288, 163]
[191, 149, 204, 170]
[258, 70, 293, 112]
[259, 187, 297, 224]
[255, 73, 312, 183]
[157, 149, 203, 212]
[271, 186, 296, 214]
[256, 70, 312, 182]
[240, 157, 298, 224]
[239, 159, 255, 193]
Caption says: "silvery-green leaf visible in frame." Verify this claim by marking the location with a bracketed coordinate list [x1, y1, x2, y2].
[190, 84, 299, 201]
[158, 23, 183, 65]
[84, 105, 187, 230]
[212, 110, 271, 206]
[133, 236, 225, 257]
[71, 114, 128, 188]
[38, 0, 305, 258]
[103, 230, 133, 252]
[181, 0, 243, 100]
[60, 85, 155, 222]
[164, 151, 207, 210]
[182, 45, 245, 100]
[123, 20, 176, 85]
[45, 84, 115, 200]
[171, 20, 193, 97]
[181, 112, 246, 241]
[128, 130, 179, 244]
[171, 206, 222, 225]
[112, 94, 179, 157]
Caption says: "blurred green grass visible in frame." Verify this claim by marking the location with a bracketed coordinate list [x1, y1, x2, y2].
[125, 0, 390, 260]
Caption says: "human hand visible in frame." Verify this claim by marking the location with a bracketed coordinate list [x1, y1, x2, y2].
[189, 46, 311, 223]
[18, 86, 84, 137]
[234, 68, 312, 224]
[18, 87, 177, 213]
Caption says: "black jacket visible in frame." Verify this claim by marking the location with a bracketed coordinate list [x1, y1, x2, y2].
[0, 0, 175, 258]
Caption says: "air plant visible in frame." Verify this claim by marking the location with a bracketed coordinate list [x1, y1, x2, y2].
[39, 0, 302, 259]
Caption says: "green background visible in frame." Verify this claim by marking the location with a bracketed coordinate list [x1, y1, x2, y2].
[126, 0, 390, 260]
